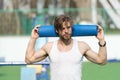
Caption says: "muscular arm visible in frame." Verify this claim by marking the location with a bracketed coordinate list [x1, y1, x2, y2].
[25, 37, 48, 64]
[83, 25, 107, 65]
[84, 43, 107, 65]
[25, 25, 48, 64]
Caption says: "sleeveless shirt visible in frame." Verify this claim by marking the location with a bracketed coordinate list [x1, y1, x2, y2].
[48, 39, 83, 80]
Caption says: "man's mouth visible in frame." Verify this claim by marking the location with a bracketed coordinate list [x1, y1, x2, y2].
[64, 34, 70, 36]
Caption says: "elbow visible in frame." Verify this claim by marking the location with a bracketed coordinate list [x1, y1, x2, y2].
[97, 55, 107, 65]
[25, 58, 30, 64]
[99, 61, 107, 65]
[25, 56, 34, 64]
[25, 51, 35, 64]
[97, 58, 107, 65]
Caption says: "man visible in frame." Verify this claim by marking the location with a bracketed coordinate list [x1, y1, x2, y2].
[25, 15, 107, 80]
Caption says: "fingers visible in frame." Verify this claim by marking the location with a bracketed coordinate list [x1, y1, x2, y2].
[97, 24, 104, 29]
[34, 25, 40, 32]
[96, 24, 105, 39]
[35, 25, 40, 28]
[97, 25, 103, 32]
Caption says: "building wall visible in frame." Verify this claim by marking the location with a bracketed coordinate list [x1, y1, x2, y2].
[0, 35, 120, 62]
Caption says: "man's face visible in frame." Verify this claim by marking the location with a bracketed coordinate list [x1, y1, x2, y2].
[57, 22, 72, 40]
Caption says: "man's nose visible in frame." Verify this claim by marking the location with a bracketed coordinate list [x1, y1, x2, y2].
[65, 28, 68, 32]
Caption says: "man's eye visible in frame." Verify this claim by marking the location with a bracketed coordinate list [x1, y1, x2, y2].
[63, 27, 66, 29]
[67, 26, 71, 28]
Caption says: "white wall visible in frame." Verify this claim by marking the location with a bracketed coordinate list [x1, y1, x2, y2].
[0, 36, 29, 62]
[0, 35, 120, 62]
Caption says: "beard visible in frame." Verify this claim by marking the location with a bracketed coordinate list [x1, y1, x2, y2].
[60, 33, 72, 41]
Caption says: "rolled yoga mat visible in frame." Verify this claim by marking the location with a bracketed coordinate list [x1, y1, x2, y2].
[38, 24, 98, 37]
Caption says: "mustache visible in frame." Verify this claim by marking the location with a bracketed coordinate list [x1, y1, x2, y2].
[64, 33, 70, 35]
[65, 33, 69, 35]
[64, 33, 72, 36]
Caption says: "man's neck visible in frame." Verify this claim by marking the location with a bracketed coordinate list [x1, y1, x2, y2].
[59, 38, 73, 46]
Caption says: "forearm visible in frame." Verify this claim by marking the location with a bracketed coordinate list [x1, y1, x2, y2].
[98, 40, 107, 64]
[25, 37, 36, 63]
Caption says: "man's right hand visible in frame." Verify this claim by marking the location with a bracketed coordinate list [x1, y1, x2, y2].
[31, 25, 40, 39]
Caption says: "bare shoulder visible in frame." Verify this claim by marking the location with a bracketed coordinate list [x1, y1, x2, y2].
[43, 41, 54, 54]
[78, 41, 89, 47]
[77, 41, 91, 55]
